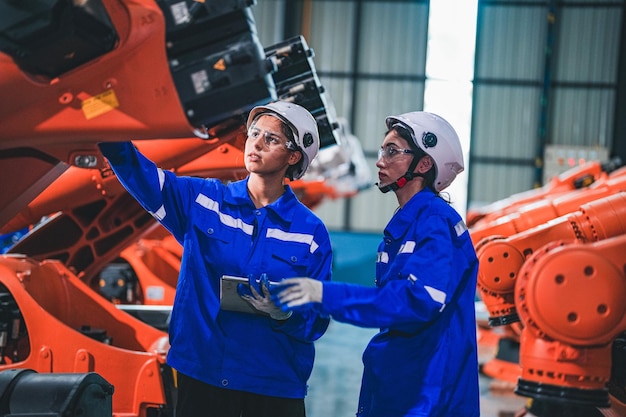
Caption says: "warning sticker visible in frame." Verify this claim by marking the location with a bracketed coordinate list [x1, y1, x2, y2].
[191, 70, 210, 94]
[82, 89, 119, 120]
[170, 2, 191, 25]
[214, 58, 226, 71]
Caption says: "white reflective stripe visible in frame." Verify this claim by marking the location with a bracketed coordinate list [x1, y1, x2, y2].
[266, 228, 318, 253]
[150, 169, 167, 220]
[377, 252, 389, 263]
[195, 193, 254, 235]
[157, 168, 166, 191]
[151, 206, 166, 221]
[454, 220, 468, 237]
[424, 285, 447, 307]
[399, 241, 416, 254]
[409, 275, 446, 312]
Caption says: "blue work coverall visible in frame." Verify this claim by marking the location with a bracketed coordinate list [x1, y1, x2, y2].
[320, 188, 479, 416]
[99, 141, 332, 399]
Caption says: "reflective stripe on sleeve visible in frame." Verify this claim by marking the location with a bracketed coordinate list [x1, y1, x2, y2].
[157, 168, 166, 190]
[424, 285, 447, 311]
[409, 274, 447, 311]
[148, 169, 167, 220]
[398, 241, 416, 254]
[151, 206, 166, 221]
[454, 220, 468, 237]
[377, 252, 389, 263]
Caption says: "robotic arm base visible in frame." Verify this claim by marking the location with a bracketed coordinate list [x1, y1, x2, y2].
[516, 378, 610, 409]
[519, 395, 609, 417]
[489, 312, 521, 327]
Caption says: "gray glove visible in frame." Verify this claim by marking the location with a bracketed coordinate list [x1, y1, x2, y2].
[274, 277, 323, 308]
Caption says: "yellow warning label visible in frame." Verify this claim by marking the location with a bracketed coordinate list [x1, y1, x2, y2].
[82, 89, 119, 120]
[214, 58, 226, 71]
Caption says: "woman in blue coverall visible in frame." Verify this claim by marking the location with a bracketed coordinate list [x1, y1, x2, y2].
[98, 101, 333, 417]
[275, 111, 480, 417]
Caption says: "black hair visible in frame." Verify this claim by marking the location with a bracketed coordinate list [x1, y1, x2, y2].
[279, 119, 304, 180]
[285, 159, 304, 181]
[389, 125, 437, 193]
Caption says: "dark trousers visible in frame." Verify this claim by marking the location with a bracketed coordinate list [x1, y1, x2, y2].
[176, 372, 306, 417]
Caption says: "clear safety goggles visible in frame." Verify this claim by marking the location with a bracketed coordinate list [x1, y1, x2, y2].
[377, 146, 414, 161]
[247, 127, 296, 151]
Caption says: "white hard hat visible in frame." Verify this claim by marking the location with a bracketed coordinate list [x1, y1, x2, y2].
[247, 101, 320, 180]
[385, 111, 464, 192]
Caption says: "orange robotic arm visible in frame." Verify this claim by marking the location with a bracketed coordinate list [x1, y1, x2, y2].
[469, 166, 626, 246]
[467, 157, 622, 228]
[476, 192, 626, 327]
[514, 234, 626, 411]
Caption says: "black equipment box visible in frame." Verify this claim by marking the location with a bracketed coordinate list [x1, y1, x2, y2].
[265, 36, 339, 148]
[158, 0, 255, 36]
[158, 0, 257, 57]
[158, 4, 276, 128]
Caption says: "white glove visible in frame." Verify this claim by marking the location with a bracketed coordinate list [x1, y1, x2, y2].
[241, 275, 292, 320]
[274, 278, 323, 308]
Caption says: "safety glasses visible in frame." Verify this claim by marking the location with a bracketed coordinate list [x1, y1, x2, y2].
[377, 146, 414, 161]
[247, 127, 296, 151]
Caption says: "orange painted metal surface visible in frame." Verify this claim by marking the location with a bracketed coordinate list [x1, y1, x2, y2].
[515, 235, 626, 401]
[476, 192, 626, 327]
[0, 0, 193, 147]
[466, 159, 619, 228]
[473, 185, 626, 414]
[0, 254, 173, 417]
[469, 166, 626, 246]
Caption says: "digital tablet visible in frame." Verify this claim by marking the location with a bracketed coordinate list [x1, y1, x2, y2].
[219, 275, 268, 315]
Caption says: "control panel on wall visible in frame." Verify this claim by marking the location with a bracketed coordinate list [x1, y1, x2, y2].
[543, 145, 609, 184]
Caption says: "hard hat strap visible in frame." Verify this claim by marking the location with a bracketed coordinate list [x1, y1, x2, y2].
[377, 155, 422, 193]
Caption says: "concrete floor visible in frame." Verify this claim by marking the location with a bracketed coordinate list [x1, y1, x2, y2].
[305, 320, 527, 417]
